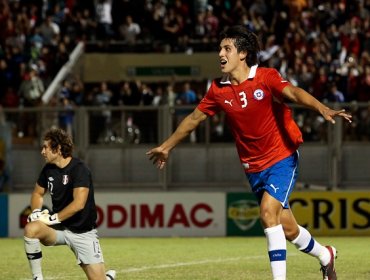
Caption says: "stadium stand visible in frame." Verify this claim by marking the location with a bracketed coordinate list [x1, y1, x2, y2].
[1, 1, 369, 104]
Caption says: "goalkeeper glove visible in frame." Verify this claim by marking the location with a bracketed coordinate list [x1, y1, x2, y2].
[38, 211, 61, 226]
[27, 209, 43, 222]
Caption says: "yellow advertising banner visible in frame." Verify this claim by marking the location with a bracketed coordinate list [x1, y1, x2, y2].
[290, 191, 370, 236]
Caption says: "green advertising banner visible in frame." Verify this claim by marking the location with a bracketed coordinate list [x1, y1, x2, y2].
[226, 192, 264, 236]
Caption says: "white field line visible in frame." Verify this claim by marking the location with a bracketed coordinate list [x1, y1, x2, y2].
[19, 253, 299, 279]
[121, 252, 299, 274]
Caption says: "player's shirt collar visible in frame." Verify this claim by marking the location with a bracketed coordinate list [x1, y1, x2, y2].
[220, 65, 258, 84]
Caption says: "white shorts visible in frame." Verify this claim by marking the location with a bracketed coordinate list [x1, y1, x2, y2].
[54, 228, 105, 265]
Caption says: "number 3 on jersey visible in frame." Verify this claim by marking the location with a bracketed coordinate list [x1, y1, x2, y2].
[239, 91, 247, 108]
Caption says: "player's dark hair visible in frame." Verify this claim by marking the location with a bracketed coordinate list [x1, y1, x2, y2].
[44, 128, 73, 158]
[219, 25, 260, 67]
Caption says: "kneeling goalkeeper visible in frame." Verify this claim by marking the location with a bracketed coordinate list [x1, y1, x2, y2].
[24, 128, 115, 280]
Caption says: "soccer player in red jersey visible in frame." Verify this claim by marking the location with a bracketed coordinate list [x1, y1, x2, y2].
[147, 25, 351, 280]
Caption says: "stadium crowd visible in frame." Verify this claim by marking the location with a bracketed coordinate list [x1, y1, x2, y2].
[0, 0, 369, 144]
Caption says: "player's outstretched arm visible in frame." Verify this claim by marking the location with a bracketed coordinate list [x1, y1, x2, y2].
[282, 85, 352, 124]
[147, 108, 208, 169]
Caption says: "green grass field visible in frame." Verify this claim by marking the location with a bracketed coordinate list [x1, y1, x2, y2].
[0, 236, 369, 279]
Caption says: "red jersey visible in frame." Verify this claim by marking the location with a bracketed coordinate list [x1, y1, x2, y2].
[197, 66, 303, 173]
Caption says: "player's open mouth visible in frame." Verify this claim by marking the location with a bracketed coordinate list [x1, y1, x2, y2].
[220, 59, 227, 65]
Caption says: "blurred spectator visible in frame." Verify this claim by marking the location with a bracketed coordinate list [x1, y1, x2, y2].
[194, 0, 208, 13]
[177, 82, 197, 105]
[296, 64, 314, 92]
[153, 83, 177, 107]
[39, 12, 60, 46]
[311, 67, 329, 101]
[152, 85, 165, 106]
[193, 12, 207, 42]
[176, 82, 198, 143]
[16, 65, 44, 140]
[95, 81, 114, 142]
[1, 87, 19, 108]
[7, 46, 28, 87]
[0, 58, 11, 94]
[210, 113, 225, 142]
[29, 28, 44, 61]
[325, 83, 346, 103]
[118, 15, 141, 45]
[137, 81, 156, 143]
[149, 0, 167, 45]
[204, 5, 219, 41]
[96, 0, 114, 40]
[73, 8, 97, 41]
[0, 105, 12, 191]
[231, 0, 248, 20]
[0, 0, 11, 46]
[354, 103, 370, 141]
[357, 64, 370, 102]
[70, 76, 84, 106]
[162, 7, 184, 50]
[165, 83, 177, 107]
[111, 80, 142, 144]
[259, 35, 279, 64]
[58, 96, 74, 137]
[51, 2, 67, 26]
[53, 42, 69, 75]
[114, 81, 140, 106]
[84, 86, 102, 144]
[18, 65, 44, 107]
[173, 0, 190, 22]
[59, 78, 74, 101]
[250, 0, 268, 18]
[37, 46, 54, 85]
[96, 81, 113, 106]
[140, 82, 154, 106]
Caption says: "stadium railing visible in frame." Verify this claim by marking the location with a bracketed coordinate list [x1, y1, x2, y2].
[2, 102, 369, 192]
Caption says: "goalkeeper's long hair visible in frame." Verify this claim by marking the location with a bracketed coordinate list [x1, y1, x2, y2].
[44, 128, 73, 158]
[219, 25, 260, 67]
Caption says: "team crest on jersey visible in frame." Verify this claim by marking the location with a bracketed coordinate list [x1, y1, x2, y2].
[62, 175, 69, 185]
[253, 89, 264, 100]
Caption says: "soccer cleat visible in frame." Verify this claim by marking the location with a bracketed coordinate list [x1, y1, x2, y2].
[320, 246, 337, 280]
[106, 269, 116, 280]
